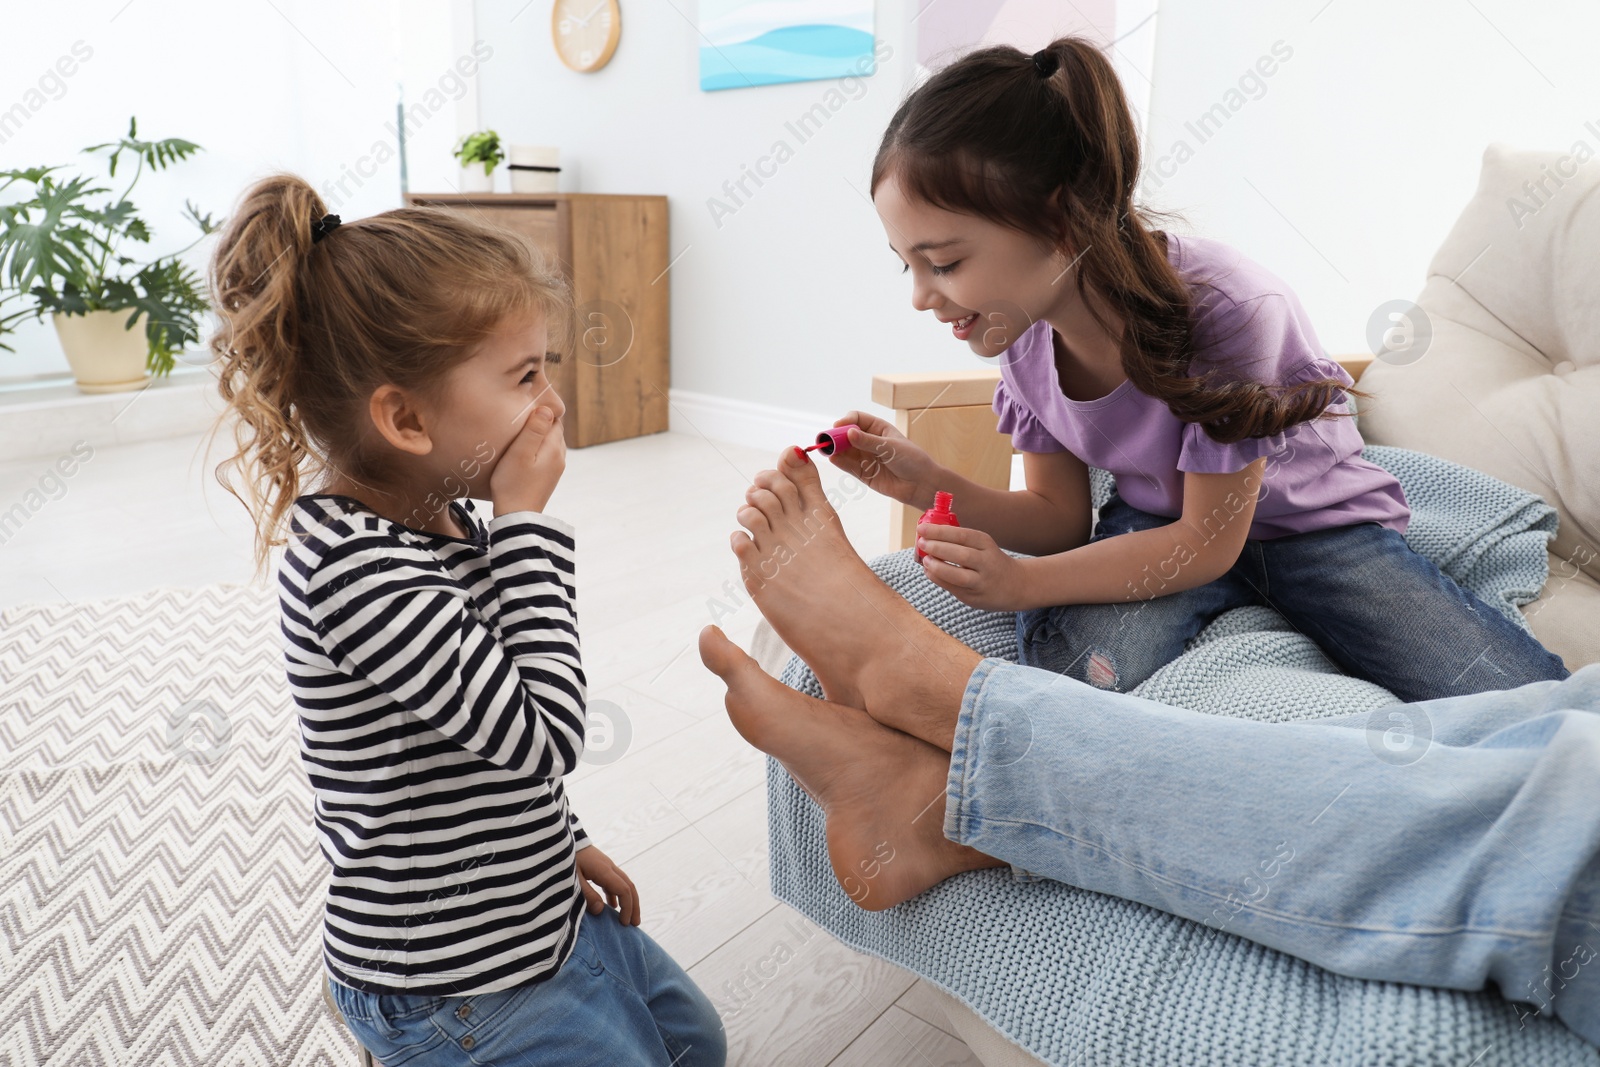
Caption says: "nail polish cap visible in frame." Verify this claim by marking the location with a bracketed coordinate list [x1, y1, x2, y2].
[813, 424, 857, 456]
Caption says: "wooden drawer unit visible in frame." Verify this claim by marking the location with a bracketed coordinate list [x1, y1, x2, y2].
[405, 192, 670, 448]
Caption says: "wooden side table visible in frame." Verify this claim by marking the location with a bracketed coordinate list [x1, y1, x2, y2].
[404, 192, 670, 448]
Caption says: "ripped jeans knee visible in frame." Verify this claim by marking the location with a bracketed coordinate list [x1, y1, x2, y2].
[1015, 606, 1162, 693]
[1084, 648, 1119, 689]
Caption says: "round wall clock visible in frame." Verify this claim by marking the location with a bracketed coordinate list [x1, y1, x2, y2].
[552, 0, 621, 73]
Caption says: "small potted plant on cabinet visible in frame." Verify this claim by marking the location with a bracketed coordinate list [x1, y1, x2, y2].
[453, 129, 505, 193]
[0, 116, 218, 393]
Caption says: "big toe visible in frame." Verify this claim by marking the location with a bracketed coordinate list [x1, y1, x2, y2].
[700, 625, 802, 753]
[697, 624, 750, 680]
[781, 443, 834, 513]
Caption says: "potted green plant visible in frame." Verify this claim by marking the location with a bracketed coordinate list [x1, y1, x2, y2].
[0, 116, 218, 393]
[453, 129, 505, 193]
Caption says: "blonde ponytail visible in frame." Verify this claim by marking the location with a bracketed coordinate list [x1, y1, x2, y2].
[206, 173, 572, 578]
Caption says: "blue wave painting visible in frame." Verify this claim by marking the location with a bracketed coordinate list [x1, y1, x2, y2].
[699, 0, 876, 92]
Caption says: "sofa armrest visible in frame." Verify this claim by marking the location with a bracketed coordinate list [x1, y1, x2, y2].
[869, 356, 1372, 553]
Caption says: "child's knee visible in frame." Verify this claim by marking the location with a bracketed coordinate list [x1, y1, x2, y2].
[1085, 648, 1119, 689]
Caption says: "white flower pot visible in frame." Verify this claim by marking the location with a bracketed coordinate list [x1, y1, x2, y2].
[509, 145, 561, 194]
[458, 165, 495, 193]
[52, 309, 150, 394]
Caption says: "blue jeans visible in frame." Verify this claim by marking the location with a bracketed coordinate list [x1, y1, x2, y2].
[1017, 491, 1571, 701]
[327, 906, 727, 1066]
[944, 658, 1600, 1044]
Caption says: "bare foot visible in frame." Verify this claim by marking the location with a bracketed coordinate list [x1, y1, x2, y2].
[731, 447, 980, 751]
[699, 625, 1005, 911]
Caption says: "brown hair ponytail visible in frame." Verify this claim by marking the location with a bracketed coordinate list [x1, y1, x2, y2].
[871, 36, 1366, 445]
[206, 173, 572, 578]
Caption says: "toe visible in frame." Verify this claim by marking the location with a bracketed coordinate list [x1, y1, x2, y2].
[744, 485, 789, 526]
[697, 624, 726, 675]
[730, 532, 765, 582]
[735, 503, 772, 545]
[753, 468, 803, 515]
[697, 624, 744, 679]
[782, 442, 833, 512]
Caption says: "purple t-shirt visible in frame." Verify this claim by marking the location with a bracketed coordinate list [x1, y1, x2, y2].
[993, 232, 1410, 540]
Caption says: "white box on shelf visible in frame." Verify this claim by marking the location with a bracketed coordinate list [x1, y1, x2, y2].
[509, 145, 561, 193]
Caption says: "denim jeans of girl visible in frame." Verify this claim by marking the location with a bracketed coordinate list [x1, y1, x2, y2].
[1017, 490, 1571, 702]
[328, 904, 727, 1066]
[945, 658, 1600, 1045]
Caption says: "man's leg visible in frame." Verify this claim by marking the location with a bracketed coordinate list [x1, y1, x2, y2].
[705, 447, 1600, 1038]
[944, 658, 1600, 1043]
[698, 624, 1005, 913]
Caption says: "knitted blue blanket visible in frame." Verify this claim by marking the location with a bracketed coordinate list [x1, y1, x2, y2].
[768, 446, 1594, 1066]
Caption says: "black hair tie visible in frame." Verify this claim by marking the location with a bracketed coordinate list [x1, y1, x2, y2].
[1032, 48, 1060, 78]
[310, 213, 342, 243]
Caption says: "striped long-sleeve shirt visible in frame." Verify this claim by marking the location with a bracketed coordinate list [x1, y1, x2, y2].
[277, 493, 590, 997]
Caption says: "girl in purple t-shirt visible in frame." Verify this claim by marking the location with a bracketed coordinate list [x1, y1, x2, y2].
[826, 41, 1567, 703]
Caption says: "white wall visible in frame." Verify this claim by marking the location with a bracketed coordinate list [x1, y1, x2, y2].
[2, 0, 1144, 444]
[0, 0, 471, 382]
[473, 0, 1600, 441]
[16, 1, 1584, 444]
[1138, 0, 1600, 356]
[470, 0, 1148, 443]
[470, 0, 954, 436]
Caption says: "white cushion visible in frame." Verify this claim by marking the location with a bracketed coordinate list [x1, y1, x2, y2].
[1357, 143, 1600, 668]
[1521, 551, 1600, 669]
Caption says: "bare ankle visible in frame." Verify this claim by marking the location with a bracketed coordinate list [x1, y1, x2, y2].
[861, 638, 980, 753]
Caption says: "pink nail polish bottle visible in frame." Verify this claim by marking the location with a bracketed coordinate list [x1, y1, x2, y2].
[916, 491, 959, 563]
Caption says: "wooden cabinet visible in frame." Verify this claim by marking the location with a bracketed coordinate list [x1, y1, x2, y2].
[404, 192, 670, 448]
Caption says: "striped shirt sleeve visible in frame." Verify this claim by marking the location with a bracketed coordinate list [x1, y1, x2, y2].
[307, 510, 587, 780]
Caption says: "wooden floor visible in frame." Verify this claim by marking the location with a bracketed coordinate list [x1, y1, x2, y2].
[0, 425, 983, 1066]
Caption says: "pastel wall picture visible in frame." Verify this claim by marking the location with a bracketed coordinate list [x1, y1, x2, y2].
[699, 0, 877, 91]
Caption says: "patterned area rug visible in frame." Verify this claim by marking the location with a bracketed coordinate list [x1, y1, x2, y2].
[0, 582, 360, 1065]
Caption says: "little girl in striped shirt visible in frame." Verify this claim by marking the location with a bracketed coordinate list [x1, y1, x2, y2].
[207, 173, 725, 1067]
